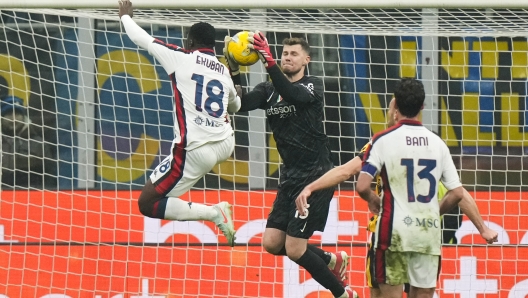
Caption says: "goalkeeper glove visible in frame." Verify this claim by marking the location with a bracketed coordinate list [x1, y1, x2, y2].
[247, 31, 276, 68]
[223, 35, 240, 77]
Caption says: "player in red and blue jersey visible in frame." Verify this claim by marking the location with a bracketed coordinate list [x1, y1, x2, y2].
[296, 85, 498, 297]
[119, 0, 240, 246]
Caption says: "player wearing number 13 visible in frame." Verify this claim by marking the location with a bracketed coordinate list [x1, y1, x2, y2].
[356, 78, 465, 298]
[119, 0, 240, 246]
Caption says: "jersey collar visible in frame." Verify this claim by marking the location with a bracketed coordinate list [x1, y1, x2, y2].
[398, 119, 422, 126]
[194, 48, 215, 56]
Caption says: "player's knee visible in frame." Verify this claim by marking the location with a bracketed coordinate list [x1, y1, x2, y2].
[137, 183, 164, 218]
[285, 244, 305, 261]
[137, 197, 153, 217]
[263, 242, 278, 255]
[138, 192, 157, 217]
[263, 240, 283, 255]
[286, 250, 303, 262]
[262, 231, 286, 255]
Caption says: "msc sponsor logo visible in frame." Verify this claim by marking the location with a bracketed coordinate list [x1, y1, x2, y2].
[403, 216, 413, 226]
[416, 217, 440, 228]
[266, 104, 297, 118]
[205, 118, 223, 127]
[403, 216, 440, 228]
[194, 116, 223, 127]
[194, 116, 204, 125]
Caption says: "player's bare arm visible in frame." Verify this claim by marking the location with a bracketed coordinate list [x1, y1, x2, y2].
[119, 1, 154, 51]
[456, 188, 498, 244]
[118, 0, 133, 18]
[295, 156, 362, 216]
[439, 186, 465, 216]
[356, 172, 381, 215]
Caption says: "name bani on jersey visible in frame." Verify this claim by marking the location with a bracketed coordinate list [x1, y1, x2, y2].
[406, 136, 428, 146]
[196, 55, 225, 74]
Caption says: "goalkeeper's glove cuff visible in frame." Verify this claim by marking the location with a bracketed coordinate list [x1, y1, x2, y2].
[231, 73, 241, 85]
[229, 67, 240, 77]
[264, 59, 276, 69]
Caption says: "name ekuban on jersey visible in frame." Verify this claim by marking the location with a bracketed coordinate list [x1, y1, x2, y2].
[361, 120, 462, 255]
[147, 39, 238, 151]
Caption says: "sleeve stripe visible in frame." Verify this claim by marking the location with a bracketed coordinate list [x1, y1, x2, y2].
[362, 143, 373, 165]
[361, 163, 378, 177]
[153, 39, 189, 53]
[363, 122, 404, 162]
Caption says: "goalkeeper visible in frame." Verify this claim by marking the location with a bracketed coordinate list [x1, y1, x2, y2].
[295, 97, 498, 297]
[224, 32, 358, 298]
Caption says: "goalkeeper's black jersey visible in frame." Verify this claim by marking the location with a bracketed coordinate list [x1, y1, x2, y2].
[239, 65, 333, 179]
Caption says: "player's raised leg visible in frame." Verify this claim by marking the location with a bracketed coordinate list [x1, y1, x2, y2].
[262, 183, 352, 289]
[265, 179, 357, 298]
[305, 246, 351, 287]
[137, 137, 236, 246]
[263, 230, 351, 288]
[285, 236, 358, 298]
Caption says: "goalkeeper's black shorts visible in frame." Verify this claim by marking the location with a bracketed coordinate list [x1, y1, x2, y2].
[266, 175, 335, 239]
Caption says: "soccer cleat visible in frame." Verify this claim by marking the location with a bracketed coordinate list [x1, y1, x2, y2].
[328, 251, 350, 287]
[345, 287, 359, 298]
[213, 202, 236, 247]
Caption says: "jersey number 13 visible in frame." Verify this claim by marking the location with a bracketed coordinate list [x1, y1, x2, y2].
[400, 158, 437, 203]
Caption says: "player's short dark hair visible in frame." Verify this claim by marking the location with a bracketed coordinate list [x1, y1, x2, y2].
[282, 37, 311, 56]
[188, 22, 216, 48]
[394, 78, 425, 118]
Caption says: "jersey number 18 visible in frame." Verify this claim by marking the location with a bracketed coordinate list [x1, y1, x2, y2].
[191, 73, 224, 118]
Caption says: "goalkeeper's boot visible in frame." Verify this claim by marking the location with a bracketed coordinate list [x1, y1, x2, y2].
[328, 251, 350, 287]
[345, 287, 359, 298]
[213, 202, 236, 247]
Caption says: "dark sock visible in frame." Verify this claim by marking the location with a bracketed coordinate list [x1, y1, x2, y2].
[275, 246, 329, 260]
[307, 244, 332, 265]
[294, 249, 345, 297]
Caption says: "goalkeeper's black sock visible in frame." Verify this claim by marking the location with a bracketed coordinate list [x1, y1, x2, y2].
[273, 245, 332, 264]
[307, 244, 332, 265]
[294, 249, 345, 297]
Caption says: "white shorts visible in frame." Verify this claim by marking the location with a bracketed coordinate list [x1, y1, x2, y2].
[149, 134, 234, 197]
[375, 249, 440, 289]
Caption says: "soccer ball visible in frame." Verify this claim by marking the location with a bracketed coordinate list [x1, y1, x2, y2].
[227, 31, 260, 66]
